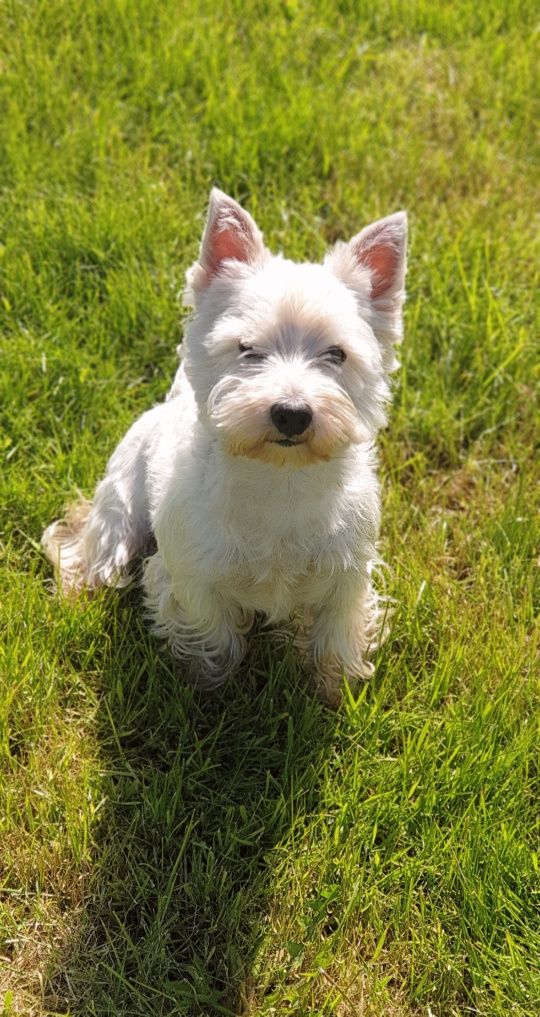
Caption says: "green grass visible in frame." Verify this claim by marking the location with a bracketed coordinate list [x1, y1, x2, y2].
[1, 1, 539, 1014]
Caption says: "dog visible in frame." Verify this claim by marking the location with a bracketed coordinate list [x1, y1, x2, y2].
[42, 189, 407, 704]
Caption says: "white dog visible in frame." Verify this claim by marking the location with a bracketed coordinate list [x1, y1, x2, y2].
[42, 189, 407, 704]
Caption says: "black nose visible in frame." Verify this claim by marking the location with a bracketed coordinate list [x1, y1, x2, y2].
[270, 403, 313, 438]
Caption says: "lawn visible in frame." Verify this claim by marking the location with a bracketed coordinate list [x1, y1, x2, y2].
[0, 1, 539, 1014]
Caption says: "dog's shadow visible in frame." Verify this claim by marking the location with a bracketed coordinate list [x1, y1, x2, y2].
[46, 584, 339, 1016]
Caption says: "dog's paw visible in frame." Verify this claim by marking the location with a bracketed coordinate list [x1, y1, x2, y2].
[314, 655, 374, 708]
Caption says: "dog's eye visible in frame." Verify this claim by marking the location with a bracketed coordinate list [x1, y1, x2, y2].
[323, 346, 347, 365]
[239, 343, 265, 363]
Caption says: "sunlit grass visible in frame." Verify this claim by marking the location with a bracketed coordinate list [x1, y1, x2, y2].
[0, 1, 538, 1014]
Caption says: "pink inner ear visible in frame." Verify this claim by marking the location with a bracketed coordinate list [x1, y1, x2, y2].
[353, 234, 400, 299]
[207, 220, 253, 274]
[362, 242, 400, 299]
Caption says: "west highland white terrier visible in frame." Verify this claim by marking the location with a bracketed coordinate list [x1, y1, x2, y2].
[42, 189, 407, 704]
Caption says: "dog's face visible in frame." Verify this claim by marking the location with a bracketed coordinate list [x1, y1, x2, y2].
[182, 190, 407, 467]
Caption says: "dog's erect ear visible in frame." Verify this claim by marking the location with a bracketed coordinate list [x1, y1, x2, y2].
[348, 212, 407, 302]
[200, 188, 265, 277]
[326, 212, 408, 371]
[328, 212, 407, 303]
[185, 189, 266, 302]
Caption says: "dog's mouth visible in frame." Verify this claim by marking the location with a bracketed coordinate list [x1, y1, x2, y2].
[271, 438, 305, 447]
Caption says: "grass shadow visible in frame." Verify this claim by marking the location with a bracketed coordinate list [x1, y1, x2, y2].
[45, 583, 339, 1016]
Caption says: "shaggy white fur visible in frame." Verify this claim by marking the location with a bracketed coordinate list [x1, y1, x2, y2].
[42, 188, 407, 704]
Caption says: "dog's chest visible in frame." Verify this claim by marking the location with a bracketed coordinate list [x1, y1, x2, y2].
[181, 456, 364, 617]
[216, 545, 332, 618]
[210, 510, 341, 617]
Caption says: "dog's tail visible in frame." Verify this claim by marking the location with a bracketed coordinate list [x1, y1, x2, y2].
[42, 496, 95, 594]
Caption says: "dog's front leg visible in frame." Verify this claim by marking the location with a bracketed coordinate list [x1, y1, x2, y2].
[307, 570, 384, 707]
[143, 553, 253, 687]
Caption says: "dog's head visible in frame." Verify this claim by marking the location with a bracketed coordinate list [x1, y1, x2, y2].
[182, 189, 407, 467]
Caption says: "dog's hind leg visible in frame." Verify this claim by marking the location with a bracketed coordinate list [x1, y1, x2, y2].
[42, 412, 157, 595]
[42, 474, 150, 596]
